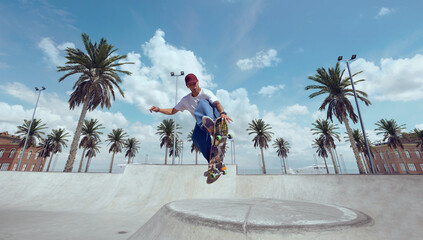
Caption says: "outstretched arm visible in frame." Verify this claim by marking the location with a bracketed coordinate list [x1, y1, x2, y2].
[213, 101, 233, 124]
[149, 106, 179, 115]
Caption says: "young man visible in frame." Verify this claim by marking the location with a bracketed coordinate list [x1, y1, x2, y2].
[149, 73, 232, 163]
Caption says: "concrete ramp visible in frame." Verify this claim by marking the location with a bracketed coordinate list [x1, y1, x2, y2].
[0, 164, 422, 240]
[129, 198, 373, 240]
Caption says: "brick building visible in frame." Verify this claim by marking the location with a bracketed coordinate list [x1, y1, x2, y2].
[370, 134, 423, 174]
[0, 132, 47, 171]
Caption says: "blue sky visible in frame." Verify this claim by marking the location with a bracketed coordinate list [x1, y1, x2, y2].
[1, 0, 423, 173]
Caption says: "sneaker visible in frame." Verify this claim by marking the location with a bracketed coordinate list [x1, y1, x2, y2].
[202, 116, 214, 134]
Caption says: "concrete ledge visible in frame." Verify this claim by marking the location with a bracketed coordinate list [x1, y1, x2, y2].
[129, 198, 374, 240]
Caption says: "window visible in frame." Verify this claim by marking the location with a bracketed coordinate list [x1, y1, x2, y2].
[0, 149, 4, 158]
[27, 151, 32, 159]
[13, 163, 18, 170]
[35, 152, 39, 159]
[386, 150, 391, 159]
[9, 149, 16, 158]
[384, 164, 389, 172]
[400, 163, 406, 171]
[405, 150, 411, 159]
[22, 164, 27, 171]
[394, 150, 400, 159]
[391, 164, 397, 172]
[0, 163, 9, 171]
[376, 165, 381, 172]
[408, 164, 417, 171]
[18, 150, 23, 158]
[379, 151, 384, 160]
[420, 164, 423, 171]
[416, 150, 421, 159]
[30, 164, 35, 171]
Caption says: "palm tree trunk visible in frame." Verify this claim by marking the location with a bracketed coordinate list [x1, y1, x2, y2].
[109, 152, 116, 173]
[260, 147, 266, 174]
[78, 148, 87, 172]
[361, 152, 370, 174]
[282, 157, 287, 174]
[164, 146, 168, 165]
[39, 157, 47, 171]
[280, 157, 284, 174]
[195, 151, 198, 165]
[328, 147, 339, 174]
[46, 153, 55, 172]
[64, 99, 89, 172]
[343, 114, 366, 174]
[323, 156, 329, 174]
[85, 157, 92, 173]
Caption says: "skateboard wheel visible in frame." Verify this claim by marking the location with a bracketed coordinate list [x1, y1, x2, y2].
[216, 135, 222, 141]
[222, 170, 227, 175]
[210, 173, 216, 179]
[228, 133, 233, 139]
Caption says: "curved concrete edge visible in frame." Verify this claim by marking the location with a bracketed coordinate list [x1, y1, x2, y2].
[128, 198, 374, 240]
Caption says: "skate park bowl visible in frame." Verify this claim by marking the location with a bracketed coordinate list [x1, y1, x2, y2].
[0, 164, 422, 240]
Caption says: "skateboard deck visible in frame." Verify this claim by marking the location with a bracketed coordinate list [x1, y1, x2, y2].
[205, 117, 232, 184]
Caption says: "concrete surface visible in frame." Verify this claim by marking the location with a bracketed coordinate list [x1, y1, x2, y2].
[129, 198, 373, 240]
[0, 164, 422, 240]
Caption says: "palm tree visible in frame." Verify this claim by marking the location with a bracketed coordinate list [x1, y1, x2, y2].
[247, 119, 274, 174]
[187, 129, 200, 164]
[106, 128, 127, 173]
[273, 137, 290, 174]
[311, 119, 341, 174]
[125, 137, 140, 164]
[169, 137, 182, 159]
[85, 140, 101, 173]
[312, 137, 329, 174]
[58, 33, 133, 172]
[36, 138, 53, 171]
[305, 62, 371, 174]
[78, 119, 104, 172]
[15, 119, 47, 169]
[375, 119, 409, 174]
[46, 128, 70, 172]
[156, 119, 181, 165]
[345, 129, 372, 173]
[413, 128, 423, 152]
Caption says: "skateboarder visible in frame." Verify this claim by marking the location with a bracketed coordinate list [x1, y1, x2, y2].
[149, 73, 232, 163]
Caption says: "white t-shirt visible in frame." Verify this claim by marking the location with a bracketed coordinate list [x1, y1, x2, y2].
[174, 88, 218, 118]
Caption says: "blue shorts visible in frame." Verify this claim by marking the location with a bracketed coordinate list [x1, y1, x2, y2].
[192, 100, 220, 162]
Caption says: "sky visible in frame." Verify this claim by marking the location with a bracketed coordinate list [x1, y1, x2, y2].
[1, 0, 423, 173]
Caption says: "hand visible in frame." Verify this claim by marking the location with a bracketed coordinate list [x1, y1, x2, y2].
[149, 106, 160, 113]
[220, 113, 233, 124]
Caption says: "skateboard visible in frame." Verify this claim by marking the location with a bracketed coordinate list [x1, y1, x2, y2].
[203, 117, 233, 184]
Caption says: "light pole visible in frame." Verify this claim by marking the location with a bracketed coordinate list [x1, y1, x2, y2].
[338, 55, 375, 174]
[170, 71, 184, 165]
[17, 86, 46, 171]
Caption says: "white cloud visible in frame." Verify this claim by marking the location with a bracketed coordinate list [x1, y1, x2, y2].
[284, 104, 309, 116]
[0, 82, 139, 172]
[236, 49, 280, 70]
[0, 62, 10, 69]
[38, 37, 75, 67]
[349, 54, 423, 101]
[120, 29, 216, 113]
[312, 111, 326, 121]
[258, 84, 284, 98]
[415, 124, 423, 130]
[376, 7, 392, 17]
